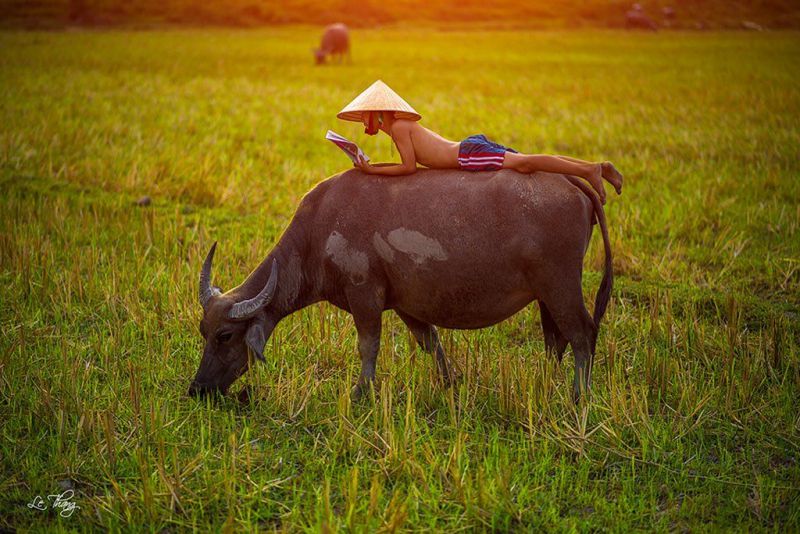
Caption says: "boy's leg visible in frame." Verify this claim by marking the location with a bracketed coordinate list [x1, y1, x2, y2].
[555, 155, 592, 165]
[504, 152, 606, 204]
[557, 156, 623, 194]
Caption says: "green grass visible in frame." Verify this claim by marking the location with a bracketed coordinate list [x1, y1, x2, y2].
[1, 28, 799, 531]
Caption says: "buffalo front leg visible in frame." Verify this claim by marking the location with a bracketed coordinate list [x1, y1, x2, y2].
[396, 310, 456, 387]
[352, 320, 380, 399]
[539, 301, 568, 363]
[347, 287, 385, 400]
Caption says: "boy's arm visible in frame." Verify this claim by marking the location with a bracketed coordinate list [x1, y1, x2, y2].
[355, 122, 417, 176]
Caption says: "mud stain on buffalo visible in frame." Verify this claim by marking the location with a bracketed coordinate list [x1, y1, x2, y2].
[372, 232, 395, 263]
[325, 231, 369, 285]
[386, 228, 448, 265]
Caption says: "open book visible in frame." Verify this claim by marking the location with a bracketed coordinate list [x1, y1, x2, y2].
[326, 130, 370, 165]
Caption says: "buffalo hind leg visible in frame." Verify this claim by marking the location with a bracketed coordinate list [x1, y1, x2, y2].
[396, 310, 456, 387]
[541, 283, 598, 403]
[347, 287, 385, 400]
[539, 300, 568, 363]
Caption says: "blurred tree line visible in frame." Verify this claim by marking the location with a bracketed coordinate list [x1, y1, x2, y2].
[0, 0, 797, 28]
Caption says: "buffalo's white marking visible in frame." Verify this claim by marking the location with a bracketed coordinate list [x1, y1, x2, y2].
[386, 228, 448, 265]
[372, 232, 395, 263]
[325, 231, 369, 284]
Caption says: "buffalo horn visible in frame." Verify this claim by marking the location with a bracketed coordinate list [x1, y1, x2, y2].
[199, 242, 221, 308]
[228, 260, 279, 319]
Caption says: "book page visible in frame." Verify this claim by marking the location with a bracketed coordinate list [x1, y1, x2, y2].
[326, 130, 370, 164]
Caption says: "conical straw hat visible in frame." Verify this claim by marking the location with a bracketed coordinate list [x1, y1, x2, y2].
[337, 80, 421, 122]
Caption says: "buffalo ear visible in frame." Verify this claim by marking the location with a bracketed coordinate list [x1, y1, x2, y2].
[245, 322, 267, 363]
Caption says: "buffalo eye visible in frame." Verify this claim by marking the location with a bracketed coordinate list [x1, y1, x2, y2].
[217, 331, 233, 344]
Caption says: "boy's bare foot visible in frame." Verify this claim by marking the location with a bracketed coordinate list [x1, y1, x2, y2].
[585, 163, 606, 204]
[601, 161, 623, 195]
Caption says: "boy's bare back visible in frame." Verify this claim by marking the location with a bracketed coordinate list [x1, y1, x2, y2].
[391, 120, 459, 169]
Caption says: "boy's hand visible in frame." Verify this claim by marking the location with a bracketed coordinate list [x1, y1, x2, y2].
[355, 155, 372, 173]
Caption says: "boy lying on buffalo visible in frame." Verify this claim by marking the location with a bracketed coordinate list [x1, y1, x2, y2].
[338, 80, 623, 204]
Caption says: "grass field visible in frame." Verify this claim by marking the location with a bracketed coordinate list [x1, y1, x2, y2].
[1, 28, 799, 531]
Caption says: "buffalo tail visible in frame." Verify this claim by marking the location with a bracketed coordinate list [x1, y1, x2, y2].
[562, 175, 613, 329]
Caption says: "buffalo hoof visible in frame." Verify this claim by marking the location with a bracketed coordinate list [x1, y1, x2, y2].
[441, 371, 463, 389]
[350, 381, 377, 401]
[237, 385, 254, 404]
[572, 386, 592, 405]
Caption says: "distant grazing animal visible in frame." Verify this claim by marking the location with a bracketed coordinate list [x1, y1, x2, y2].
[189, 169, 613, 403]
[661, 6, 676, 28]
[626, 4, 659, 31]
[313, 23, 350, 65]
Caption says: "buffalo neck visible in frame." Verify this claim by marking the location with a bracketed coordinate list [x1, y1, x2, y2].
[232, 227, 321, 321]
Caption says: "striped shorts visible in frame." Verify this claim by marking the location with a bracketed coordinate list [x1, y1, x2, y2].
[457, 134, 518, 171]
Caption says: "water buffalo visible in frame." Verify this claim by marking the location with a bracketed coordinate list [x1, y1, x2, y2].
[626, 4, 659, 31]
[190, 169, 612, 403]
[313, 23, 350, 65]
